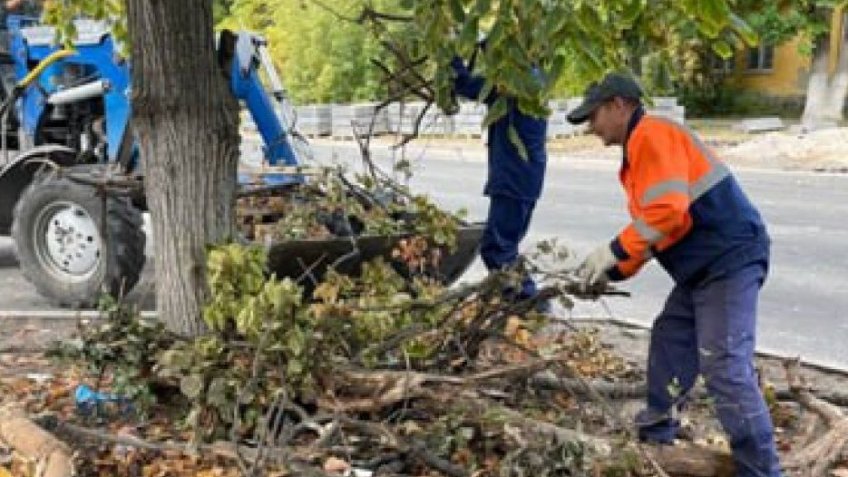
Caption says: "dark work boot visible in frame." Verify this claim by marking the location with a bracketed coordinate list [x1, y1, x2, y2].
[635, 408, 679, 445]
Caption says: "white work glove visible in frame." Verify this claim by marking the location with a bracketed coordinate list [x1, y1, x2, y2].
[576, 244, 618, 291]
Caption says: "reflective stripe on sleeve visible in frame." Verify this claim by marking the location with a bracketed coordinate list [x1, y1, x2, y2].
[650, 116, 733, 200]
[640, 179, 690, 206]
[634, 218, 664, 245]
[690, 162, 731, 200]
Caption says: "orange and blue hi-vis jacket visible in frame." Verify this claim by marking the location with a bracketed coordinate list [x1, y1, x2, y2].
[608, 108, 770, 285]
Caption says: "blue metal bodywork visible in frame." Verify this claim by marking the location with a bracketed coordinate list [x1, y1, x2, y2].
[5, 14, 301, 180]
[230, 32, 298, 169]
[9, 16, 132, 162]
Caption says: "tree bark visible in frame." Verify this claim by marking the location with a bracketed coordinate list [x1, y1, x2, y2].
[126, 0, 240, 336]
[825, 12, 848, 121]
[801, 35, 831, 126]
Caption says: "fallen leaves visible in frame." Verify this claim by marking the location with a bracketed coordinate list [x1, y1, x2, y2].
[323, 456, 351, 474]
[1, 316, 846, 476]
[830, 467, 848, 477]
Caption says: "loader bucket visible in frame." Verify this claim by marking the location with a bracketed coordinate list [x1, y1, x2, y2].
[265, 223, 484, 291]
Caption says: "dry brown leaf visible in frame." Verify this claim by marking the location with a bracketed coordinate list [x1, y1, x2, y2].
[451, 447, 474, 467]
[265, 471, 290, 477]
[195, 467, 229, 477]
[830, 468, 848, 477]
[323, 456, 350, 474]
[504, 316, 524, 339]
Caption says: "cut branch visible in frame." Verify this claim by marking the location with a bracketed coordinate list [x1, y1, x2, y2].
[0, 404, 74, 477]
[530, 372, 647, 399]
[642, 442, 735, 477]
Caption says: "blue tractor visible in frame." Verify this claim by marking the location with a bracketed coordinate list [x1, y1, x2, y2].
[0, 14, 482, 306]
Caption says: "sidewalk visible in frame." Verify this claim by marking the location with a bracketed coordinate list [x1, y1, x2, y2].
[300, 125, 848, 173]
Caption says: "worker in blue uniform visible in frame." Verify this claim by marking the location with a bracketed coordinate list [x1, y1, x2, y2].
[451, 49, 549, 310]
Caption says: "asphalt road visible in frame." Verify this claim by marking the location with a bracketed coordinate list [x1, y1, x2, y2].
[307, 140, 848, 369]
[0, 139, 846, 369]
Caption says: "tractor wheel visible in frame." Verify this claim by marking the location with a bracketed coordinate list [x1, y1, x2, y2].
[11, 176, 146, 307]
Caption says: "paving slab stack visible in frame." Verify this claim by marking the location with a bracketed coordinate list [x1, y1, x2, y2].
[546, 98, 579, 138]
[732, 117, 785, 133]
[286, 96, 684, 140]
[331, 102, 388, 138]
[384, 101, 456, 137]
[295, 104, 332, 137]
[452, 101, 487, 137]
[646, 96, 686, 124]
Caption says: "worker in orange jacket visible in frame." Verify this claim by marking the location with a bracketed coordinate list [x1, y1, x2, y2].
[567, 73, 781, 476]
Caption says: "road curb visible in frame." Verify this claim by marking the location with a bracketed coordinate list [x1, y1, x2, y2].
[0, 310, 157, 320]
[0, 310, 158, 353]
[2, 311, 846, 377]
[571, 316, 848, 377]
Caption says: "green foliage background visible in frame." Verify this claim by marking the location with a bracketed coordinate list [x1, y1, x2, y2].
[212, 0, 754, 114]
[215, 0, 395, 104]
[42, 0, 848, 117]
[45, 0, 764, 112]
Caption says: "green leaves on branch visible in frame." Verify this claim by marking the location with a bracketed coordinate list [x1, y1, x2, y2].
[691, 0, 732, 37]
[41, 0, 127, 49]
[204, 243, 268, 333]
[618, 0, 646, 27]
[482, 97, 508, 129]
[507, 125, 528, 160]
[378, 0, 753, 119]
[730, 13, 758, 47]
[711, 40, 735, 60]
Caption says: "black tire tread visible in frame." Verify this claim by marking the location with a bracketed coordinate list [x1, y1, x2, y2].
[11, 175, 146, 308]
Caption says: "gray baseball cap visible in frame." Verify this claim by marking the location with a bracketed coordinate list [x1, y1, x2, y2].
[566, 73, 643, 124]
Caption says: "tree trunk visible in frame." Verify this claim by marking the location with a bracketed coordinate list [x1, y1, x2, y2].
[126, 0, 240, 336]
[824, 12, 848, 121]
[801, 35, 831, 126]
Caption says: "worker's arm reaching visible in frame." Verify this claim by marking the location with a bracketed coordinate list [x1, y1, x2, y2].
[608, 131, 693, 280]
[450, 55, 496, 104]
[579, 120, 696, 286]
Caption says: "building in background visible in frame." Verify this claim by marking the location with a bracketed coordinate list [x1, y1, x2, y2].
[723, 8, 845, 98]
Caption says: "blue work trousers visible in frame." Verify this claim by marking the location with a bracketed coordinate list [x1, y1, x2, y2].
[640, 262, 782, 476]
[480, 193, 537, 299]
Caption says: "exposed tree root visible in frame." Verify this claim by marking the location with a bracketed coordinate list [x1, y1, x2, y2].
[0, 404, 73, 477]
[783, 358, 848, 475]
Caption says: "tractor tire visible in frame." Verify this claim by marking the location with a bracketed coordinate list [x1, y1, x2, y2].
[11, 176, 146, 307]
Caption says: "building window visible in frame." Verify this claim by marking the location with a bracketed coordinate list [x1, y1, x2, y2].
[746, 44, 774, 71]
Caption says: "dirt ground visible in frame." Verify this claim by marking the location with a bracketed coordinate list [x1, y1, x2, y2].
[566, 124, 848, 172]
[3, 315, 847, 476]
[552, 318, 848, 473]
[717, 127, 848, 173]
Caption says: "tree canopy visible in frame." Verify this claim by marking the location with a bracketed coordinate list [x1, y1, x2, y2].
[43, 0, 756, 113]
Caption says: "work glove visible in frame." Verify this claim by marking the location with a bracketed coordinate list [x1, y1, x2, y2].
[576, 244, 617, 291]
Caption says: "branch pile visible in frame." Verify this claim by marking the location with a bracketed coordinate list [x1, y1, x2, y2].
[1, 172, 845, 476]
